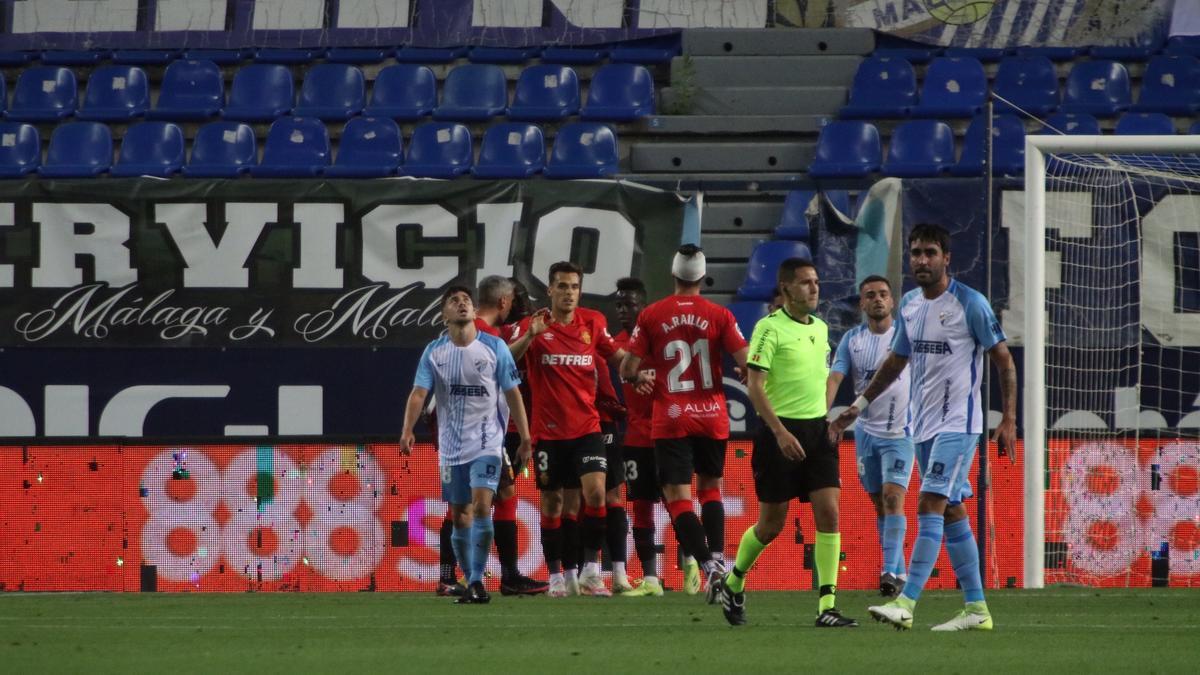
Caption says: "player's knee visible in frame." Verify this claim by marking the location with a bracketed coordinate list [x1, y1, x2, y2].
[541, 494, 563, 516]
[881, 490, 904, 513]
[917, 492, 948, 514]
[498, 483, 515, 499]
[813, 507, 839, 532]
[755, 518, 783, 544]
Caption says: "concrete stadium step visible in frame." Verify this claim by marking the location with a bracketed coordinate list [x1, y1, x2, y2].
[661, 86, 846, 115]
[635, 115, 827, 135]
[675, 55, 862, 87]
[620, 173, 815, 191]
[630, 140, 814, 172]
[700, 232, 765, 259]
[703, 199, 785, 232]
[704, 262, 751, 294]
[684, 28, 874, 57]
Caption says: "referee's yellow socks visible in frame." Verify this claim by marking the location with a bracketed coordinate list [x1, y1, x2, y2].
[816, 531, 840, 612]
[725, 527, 767, 593]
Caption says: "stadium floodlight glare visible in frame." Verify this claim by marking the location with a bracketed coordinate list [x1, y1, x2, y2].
[1023, 134, 1200, 589]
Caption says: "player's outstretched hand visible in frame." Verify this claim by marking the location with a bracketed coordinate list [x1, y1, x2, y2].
[399, 431, 415, 456]
[516, 437, 533, 470]
[775, 428, 806, 462]
[992, 417, 1018, 465]
[634, 370, 655, 396]
[827, 407, 860, 445]
[733, 366, 747, 384]
[529, 308, 549, 335]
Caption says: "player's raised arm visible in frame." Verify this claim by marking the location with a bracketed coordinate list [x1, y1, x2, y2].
[400, 386, 428, 455]
[827, 351, 908, 442]
[507, 309, 546, 360]
[988, 340, 1019, 464]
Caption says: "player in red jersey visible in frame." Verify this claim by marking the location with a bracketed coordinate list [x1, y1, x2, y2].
[620, 245, 749, 602]
[509, 261, 651, 597]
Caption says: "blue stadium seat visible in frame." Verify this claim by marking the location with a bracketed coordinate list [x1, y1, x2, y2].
[39, 122, 112, 177]
[42, 50, 109, 65]
[1060, 60, 1131, 117]
[365, 65, 437, 120]
[473, 123, 546, 178]
[774, 190, 815, 241]
[148, 59, 224, 121]
[469, 46, 541, 64]
[840, 57, 916, 119]
[883, 120, 955, 177]
[433, 64, 508, 121]
[0, 123, 41, 177]
[183, 122, 257, 178]
[112, 122, 185, 177]
[1014, 46, 1083, 61]
[403, 122, 473, 178]
[1191, 121, 1200, 135]
[255, 48, 326, 64]
[1090, 33, 1164, 61]
[325, 117, 403, 178]
[1166, 35, 1200, 57]
[182, 49, 250, 65]
[544, 122, 618, 179]
[394, 46, 468, 63]
[8, 66, 77, 122]
[993, 56, 1059, 116]
[541, 45, 609, 64]
[943, 47, 1006, 62]
[873, 47, 940, 64]
[1037, 112, 1101, 135]
[326, 48, 389, 64]
[581, 64, 655, 121]
[250, 118, 330, 177]
[950, 114, 1025, 177]
[508, 65, 581, 121]
[737, 241, 813, 301]
[911, 57, 986, 118]
[727, 301, 770, 339]
[223, 64, 294, 122]
[0, 51, 38, 66]
[293, 64, 366, 121]
[808, 121, 881, 178]
[610, 35, 681, 64]
[1131, 56, 1200, 114]
[78, 65, 150, 121]
[113, 50, 179, 65]
[1115, 112, 1176, 135]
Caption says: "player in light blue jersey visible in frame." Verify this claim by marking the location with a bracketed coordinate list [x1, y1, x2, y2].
[401, 286, 532, 604]
[826, 275, 914, 599]
[830, 224, 1018, 632]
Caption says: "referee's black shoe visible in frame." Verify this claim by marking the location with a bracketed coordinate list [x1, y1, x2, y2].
[456, 581, 491, 604]
[815, 608, 859, 628]
[719, 581, 747, 626]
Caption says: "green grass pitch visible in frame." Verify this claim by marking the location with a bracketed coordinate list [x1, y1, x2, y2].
[1, 588, 1195, 672]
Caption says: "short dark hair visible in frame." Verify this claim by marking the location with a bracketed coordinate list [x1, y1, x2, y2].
[777, 257, 817, 285]
[440, 285, 475, 308]
[616, 277, 646, 297]
[548, 261, 583, 284]
[859, 275, 891, 292]
[477, 275, 514, 308]
[677, 243, 703, 257]
[908, 223, 951, 255]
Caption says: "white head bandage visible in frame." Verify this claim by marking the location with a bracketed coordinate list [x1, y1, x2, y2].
[671, 249, 707, 282]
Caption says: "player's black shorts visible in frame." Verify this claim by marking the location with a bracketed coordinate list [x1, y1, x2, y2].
[623, 445, 660, 501]
[752, 417, 841, 503]
[534, 433, 606, 491]
[601, 422, 626, 491]
[655, 436, 726, 486]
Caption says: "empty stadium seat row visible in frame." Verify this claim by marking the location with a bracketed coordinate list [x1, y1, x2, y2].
[0, 38, 679, 67]
[0, 119, 619, 179]
[842, 55, 1200, 120]
[0, 62, 656, 124]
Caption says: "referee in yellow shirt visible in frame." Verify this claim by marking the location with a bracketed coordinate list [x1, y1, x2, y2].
[716, 258, 857, 628]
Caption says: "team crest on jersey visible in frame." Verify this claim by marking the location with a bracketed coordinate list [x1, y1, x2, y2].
[939, 311, 949, 325]
[581, 328, 591, 344]
[475, 359, 488, 373]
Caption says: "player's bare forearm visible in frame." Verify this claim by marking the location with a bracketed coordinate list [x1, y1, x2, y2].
[825, 372, 844, 411]
[990, 342, 1018, 421]
[609, 348, 628, 369]
[619, 352, 642, 381]
[732, 346, 749, 372]
[747, 369, 785, 435]
[508, 330, 535, 360]
[862, 353, 908, 403]
[504, 387, 531, 442]
[400, 387, 428, 454]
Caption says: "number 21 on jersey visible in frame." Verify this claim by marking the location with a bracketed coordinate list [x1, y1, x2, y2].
[664, 338, 713, 392]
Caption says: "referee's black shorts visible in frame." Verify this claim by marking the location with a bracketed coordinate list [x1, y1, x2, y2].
[752, 417, 841, 503]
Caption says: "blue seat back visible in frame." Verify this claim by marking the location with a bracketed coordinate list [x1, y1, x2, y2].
[1039, 113, 1102, 135]
[476, 123, 546, 174]
[1135, 55, 1200, 111]
[510, 65, 581, 118]
[81, 65, 149, 117]
[334, 117, 403, 170]
[188, 122, 257, 172]
[993, 56, 1058, 111]
[261, 117, 330, 167]
[117, 121, 184, 170]
[886, 120, 955, 170]
[155, 59, 223, 113]
[296, 63, 365, 117]
[226, 64, 294, 117]
[814, 121, 882, 167]
[1115, 112, 1176, 135]
[546, 122, 618, 178]
[406, 122, 473, 171]
[916, 57, 986, 111]
[738, 241, 813, 300]
[368, 64, 437, 117]
[1062, 60, 1131, 114]
[0, 123, 41, 175]
[583, 64, 655, 119]
[727, 301, 770, 339]
[12, 66, 78, 117]
[775, 190, 815, 241]
[847, 57, 917, 109]
[45, 121, 112, 171]
[435, 64, 508, 118]
[955, 114, 1025, 175]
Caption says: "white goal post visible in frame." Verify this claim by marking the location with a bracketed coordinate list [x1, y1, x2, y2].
[1022, 134, 1200, 589]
